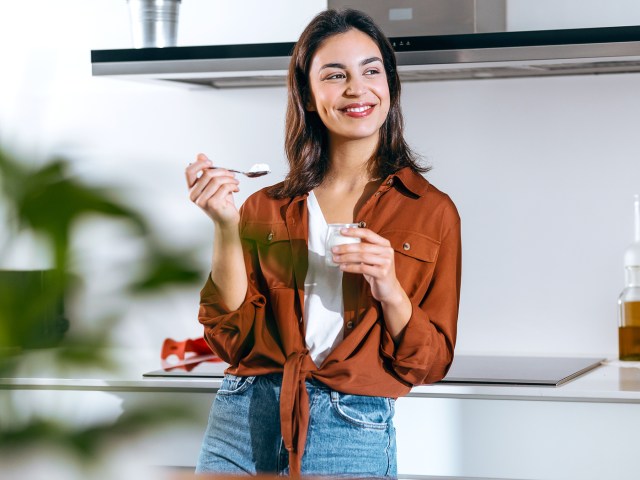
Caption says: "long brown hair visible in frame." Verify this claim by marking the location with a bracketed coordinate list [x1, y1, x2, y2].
[269, 8, 429, 199]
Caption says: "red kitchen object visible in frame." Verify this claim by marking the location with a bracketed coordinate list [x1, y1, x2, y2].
[160, 337, 223, 371]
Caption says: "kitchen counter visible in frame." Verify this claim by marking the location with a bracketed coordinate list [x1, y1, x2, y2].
[3, 350, 640, 479]
[2, 349, 639, 403]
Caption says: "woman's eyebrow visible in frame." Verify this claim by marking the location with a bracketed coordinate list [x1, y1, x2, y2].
[361, 56, 383, 66]
[319, 56, 383, 71]
[320, 62, 346, 70]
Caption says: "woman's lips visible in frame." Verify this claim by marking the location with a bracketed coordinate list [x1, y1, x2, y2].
[340, 103, 376, 118]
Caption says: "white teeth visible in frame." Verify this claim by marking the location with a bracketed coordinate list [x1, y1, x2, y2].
[344, 105, 372, 113]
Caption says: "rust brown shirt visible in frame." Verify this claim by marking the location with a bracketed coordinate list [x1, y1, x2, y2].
[198, 166, 461, 472]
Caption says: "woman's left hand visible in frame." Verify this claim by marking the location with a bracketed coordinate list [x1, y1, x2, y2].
[331, 227, 404, 304]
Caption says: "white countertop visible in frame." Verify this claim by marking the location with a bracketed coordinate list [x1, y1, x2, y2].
[3, 350, 640, 403]
[410, 360, 640, 403]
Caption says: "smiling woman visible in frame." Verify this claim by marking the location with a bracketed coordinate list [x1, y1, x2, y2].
[187, 8, 461, 478]
[306, 29, 390, 142]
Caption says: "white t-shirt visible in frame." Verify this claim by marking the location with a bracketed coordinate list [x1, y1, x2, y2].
[303, 190, 345, 366]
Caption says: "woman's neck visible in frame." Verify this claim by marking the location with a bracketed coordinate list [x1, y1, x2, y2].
[324, 136, 379, 191]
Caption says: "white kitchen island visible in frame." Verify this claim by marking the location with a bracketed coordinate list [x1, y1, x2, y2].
[2, 352, 639, 480]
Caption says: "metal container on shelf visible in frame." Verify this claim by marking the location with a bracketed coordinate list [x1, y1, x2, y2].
[127, 0, 181, 48]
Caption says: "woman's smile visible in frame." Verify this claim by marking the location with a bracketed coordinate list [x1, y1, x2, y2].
[340, 102, 377, 118]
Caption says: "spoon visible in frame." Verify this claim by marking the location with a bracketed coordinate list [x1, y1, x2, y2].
[208, 163, 271, 178]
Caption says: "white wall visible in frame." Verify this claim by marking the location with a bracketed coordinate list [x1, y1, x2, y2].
[404, 74, 640, 357]
[1, 0, 639, 359]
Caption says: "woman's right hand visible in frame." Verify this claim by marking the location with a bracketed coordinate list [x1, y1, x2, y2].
[185, 153, 240, 227]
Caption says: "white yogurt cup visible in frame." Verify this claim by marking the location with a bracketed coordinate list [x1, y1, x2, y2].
[325, 223, 360, 267]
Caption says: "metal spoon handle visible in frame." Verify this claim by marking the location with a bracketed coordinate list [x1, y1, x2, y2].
[207, 167, 269, 178]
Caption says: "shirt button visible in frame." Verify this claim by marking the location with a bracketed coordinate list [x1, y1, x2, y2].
[267, 232, 274, 241]
[346, 321, 354, 329]
[374, 192, 381, 197]
[403, 242, 411, 251]
[386, 178, 394, 186]
[358, 221, 366, 228]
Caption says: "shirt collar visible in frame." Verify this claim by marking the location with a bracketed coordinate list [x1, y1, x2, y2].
[285, 167, 428, 201]
[387, 167, 430, 197]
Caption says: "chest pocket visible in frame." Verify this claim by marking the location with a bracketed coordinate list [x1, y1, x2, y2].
[381, 229, 440, 295]
[242, 222, 293, 289]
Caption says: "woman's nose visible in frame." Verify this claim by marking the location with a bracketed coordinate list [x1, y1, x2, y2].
[345, 76, 366, 96]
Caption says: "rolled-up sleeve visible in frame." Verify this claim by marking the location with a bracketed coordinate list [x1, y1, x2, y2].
[198, 206, 266, 366]
[381, 215, 462, 385]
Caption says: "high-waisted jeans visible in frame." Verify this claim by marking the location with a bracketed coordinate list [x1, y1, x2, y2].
[195, 373, 397, 477]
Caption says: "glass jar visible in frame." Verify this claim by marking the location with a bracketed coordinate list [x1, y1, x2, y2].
[618, 266, 640, 360]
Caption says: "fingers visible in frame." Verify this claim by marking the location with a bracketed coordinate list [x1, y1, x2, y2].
[336, 251, 394, 281]
[332, 229, 404, 304]
[338, 261, 383, 277]
[185, 153, 213, 188]
[337, 227, 391, 247]
[331, 228, 395, 276]
[332, 249, 393, 274]
[189, 167, 239, 205]
[195, 180, 239, 210]
[330, 228, 392, 258]
[332, 241, 390, 259]
[331, 243, 394, 271]
[334, 251, 392, 267]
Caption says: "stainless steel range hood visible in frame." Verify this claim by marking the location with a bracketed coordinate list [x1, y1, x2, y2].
[91, 25, 640, 88]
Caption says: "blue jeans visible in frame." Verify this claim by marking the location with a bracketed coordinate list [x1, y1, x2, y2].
[196, 373, 397, 477]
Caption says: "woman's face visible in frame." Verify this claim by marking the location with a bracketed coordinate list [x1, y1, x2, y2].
[307, 29, 390, 145]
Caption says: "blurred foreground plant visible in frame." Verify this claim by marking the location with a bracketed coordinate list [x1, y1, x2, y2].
[0, 145, 204, 472]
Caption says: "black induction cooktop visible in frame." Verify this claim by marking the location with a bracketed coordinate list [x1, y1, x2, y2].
[437, 355, 604, 387]
[144, 355, 604, 387]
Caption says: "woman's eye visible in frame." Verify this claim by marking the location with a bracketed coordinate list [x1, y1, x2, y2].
[325, 72, 345, 80]
[364, 69, 381, 76]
